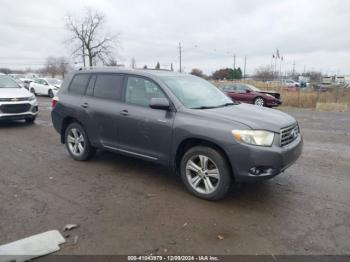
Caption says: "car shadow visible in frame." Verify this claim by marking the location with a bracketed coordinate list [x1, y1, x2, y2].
[88, 150, 279, 205]
[0, 119, 34, 128]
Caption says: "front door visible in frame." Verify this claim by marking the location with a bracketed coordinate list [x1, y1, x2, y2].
[117, 75, 174, 164]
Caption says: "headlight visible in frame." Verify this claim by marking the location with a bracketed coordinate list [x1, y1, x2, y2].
[232, 130, 275, 146]
[28, 94, 36, 101]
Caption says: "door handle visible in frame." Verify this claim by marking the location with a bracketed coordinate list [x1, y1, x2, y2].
[120, 109, 129, 116]
[81, 102, 89, 109]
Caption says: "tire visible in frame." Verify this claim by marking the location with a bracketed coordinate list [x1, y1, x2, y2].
[180, 146, 232, 200]
[65, 122, 96, 161]
[25, 117, 36, 124]
[48, 89, 54, 98]
[254, 97, 265, 107]
[30, 88, 36, 95]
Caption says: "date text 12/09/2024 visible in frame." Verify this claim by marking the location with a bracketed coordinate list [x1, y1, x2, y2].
[127, 255, 220, 261]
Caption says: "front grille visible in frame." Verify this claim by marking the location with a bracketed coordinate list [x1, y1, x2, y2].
[0, 103, 31, 114]
[280, 123, 299, 147]
[0, 97, 30, 102]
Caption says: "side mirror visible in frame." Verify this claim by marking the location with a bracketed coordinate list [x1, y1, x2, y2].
[246, 89, 251, 93]
[149, 98, 170, 110]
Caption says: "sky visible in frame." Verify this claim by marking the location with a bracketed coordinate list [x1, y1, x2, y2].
[0, 0, 350, 75]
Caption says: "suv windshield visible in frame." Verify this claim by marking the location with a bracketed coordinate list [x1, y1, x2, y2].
[0, 75, 20, 88]
[161, 75, 234, 109]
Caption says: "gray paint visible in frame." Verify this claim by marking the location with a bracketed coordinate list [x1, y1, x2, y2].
[52, 69, 303, 182]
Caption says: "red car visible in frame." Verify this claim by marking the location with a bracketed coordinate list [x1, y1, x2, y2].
[220, 83, 282, 107]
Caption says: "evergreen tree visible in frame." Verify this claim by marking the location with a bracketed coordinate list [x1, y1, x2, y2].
[155, 62, 160, 69]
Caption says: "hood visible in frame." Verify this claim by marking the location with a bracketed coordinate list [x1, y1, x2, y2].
[190, 103, 296, 133]
[258, 90, 281, 99]
[0, 87, 32, 99]
[259, 90, 279, 94]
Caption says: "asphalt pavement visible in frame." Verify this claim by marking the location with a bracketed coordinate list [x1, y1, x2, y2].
[0, 97, 349, 255]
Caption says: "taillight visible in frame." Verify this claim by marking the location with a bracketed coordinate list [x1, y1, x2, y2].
[52, 97, 59, 108]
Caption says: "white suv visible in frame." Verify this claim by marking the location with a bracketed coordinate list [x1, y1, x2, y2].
[29, 78, 61, 98]
[0, 74, 38, 123]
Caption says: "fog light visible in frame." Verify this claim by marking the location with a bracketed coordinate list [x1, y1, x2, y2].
[32, 106, 38, 113]
[249, 166, 274, 176]
[250, 167, 262, 176]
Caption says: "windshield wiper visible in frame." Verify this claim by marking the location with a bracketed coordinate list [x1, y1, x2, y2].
[218, 102, 235, 107]
[192, 106, 217, 109]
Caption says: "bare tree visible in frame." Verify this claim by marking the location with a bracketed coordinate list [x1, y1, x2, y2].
[253, 66, 277, 81]
[106, 57, 118, 66]
[65, 8, 118, 67]
[45, 57, 58, 78]
[57, 57, 70, 78]
[190, 68, 205, 78]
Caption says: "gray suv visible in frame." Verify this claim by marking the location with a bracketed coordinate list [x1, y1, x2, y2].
[51, 69, 303, 200]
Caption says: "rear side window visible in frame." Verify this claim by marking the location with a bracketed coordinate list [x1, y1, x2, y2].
[93, 74, 124, 100]
[69, 74, 90, 95]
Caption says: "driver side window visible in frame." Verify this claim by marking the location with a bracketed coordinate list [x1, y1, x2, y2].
[125, 76, 166, 107]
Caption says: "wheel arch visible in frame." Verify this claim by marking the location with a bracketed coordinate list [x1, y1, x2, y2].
[60, 116, 85, 144]
[174, 137, 234, 179]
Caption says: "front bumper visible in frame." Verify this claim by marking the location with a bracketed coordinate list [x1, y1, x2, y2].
[266, 99, 282, 107]
[0, 100, 38, 120]
[227, 134, 303, 182]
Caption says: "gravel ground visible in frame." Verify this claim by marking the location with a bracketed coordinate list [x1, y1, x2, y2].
[0, 97, 349, 255]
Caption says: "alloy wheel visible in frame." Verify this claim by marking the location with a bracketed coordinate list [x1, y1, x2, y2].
[185, 155, 220, 194]
[67, 128, 85, 157]
[254, 97, 264, 106]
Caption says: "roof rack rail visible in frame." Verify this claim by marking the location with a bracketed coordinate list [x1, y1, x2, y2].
[141, 68, 173, 72]
[78, 65, 127, 71]
[77, 66, 173, 72]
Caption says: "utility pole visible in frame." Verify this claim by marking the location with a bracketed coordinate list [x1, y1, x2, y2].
[233, 54, 236, 69]
[292, 61, 296, 79]
[232, 54, 236, 80]
[243, 55, 247, 79]
[81, 24, 85, 68]
[178, 43, 182, 73]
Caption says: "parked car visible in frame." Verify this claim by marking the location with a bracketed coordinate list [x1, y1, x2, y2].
[282, 79, 300, 91]
[0, 74, 38, 123]
[9, 74, 36, 89]
[29, 78, 62, 98]
[51, 70, 303, 200]
[220, 83, 282, 107]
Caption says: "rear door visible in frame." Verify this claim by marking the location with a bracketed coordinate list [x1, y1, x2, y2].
[116, 75, 174, 163]
[59, 73, 91, 131]
[79, 73, 125, 147]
